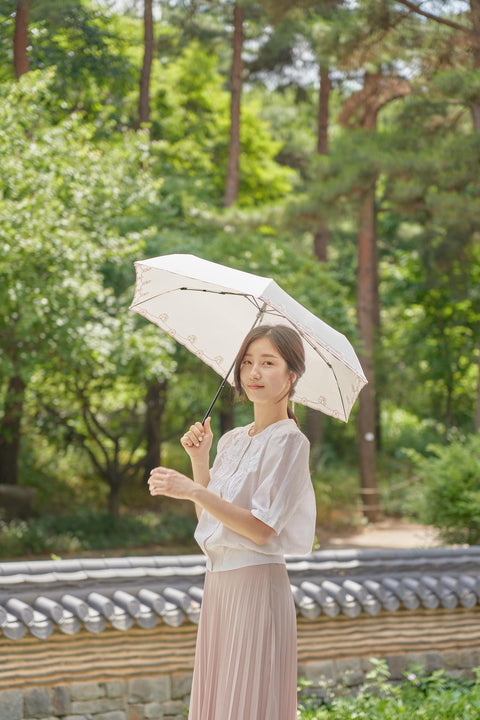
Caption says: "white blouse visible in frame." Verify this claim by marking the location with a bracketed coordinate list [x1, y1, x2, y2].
[194, 418, 317, 572]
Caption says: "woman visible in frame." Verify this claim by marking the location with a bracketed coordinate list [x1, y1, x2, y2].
[148, 324, 316, 720]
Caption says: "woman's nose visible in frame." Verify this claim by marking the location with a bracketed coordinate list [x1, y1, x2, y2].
[249, 364, 261, 378]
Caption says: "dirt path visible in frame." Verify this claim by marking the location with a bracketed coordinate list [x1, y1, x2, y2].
[316, 519, 443, 551]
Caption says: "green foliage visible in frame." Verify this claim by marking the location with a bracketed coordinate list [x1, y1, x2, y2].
[0, 510, 197, 558]
[0, 71, 175, 508]
[297, 660, 480, 719]
[0, 0, 136, 121]
[408, 434, 480, 545]
[150, 41, 295, 206]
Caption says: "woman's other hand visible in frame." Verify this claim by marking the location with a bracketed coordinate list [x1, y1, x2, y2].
[148, 467, 194, 500]
[180, 417, 213, 461]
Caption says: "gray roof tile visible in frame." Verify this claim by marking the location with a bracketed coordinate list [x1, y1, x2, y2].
[0, 547, 479, 639]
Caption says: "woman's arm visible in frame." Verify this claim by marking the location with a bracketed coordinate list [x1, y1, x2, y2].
[180, 418, 213, 520]
[191, 484, 275, 545]
[148, 466, 275, 546]
[190, 458, 210, 520]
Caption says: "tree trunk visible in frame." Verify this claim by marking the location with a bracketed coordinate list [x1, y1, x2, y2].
[138, 0, 154, 129]
[470, 2, 480, 431]
[470, 0, 480, 64]
[13, 0, 30, 79]
[475, 341, 480, 433]
[108, 482, 121, 518]
[338, 72, 409, 520]
[317, 64, 331, 155]
[357, 185, 379, 522]
[312, 64, 331, 263]
[223, 2, 245, 207]
[469, 0, 480, 132]
[143, 378, 167, 482]
[306, 64, 332, 462]
[0, 375, 26, 485]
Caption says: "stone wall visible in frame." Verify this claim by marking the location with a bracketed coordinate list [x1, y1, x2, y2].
[2, 649, 480, 720]
[0, 673, 192, 720]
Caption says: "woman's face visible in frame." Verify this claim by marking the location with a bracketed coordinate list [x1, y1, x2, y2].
[239, 337, 294, 406]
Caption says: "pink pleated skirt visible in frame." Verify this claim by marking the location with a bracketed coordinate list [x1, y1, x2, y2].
[188, 562, 297, 720]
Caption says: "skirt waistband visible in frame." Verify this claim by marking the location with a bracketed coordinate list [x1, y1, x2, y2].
[205, 547, 285, 572]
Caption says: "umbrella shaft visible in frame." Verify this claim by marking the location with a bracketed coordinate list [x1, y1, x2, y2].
[202, 369, 233, 424]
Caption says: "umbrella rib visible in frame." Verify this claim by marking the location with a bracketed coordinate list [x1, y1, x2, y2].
[131, 287, 264, 310]
[178, 289, 266, 313]
[300, 332, 347, 420]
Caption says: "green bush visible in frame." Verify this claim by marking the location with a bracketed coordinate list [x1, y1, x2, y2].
[297, 660, 480, 719]
[408, 433, 480, 545]
[0, 510, 197, 559]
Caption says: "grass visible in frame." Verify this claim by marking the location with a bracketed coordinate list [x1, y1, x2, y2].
[0, 509, 198, 559]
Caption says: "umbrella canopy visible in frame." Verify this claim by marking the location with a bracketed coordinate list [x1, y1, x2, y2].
[130, 254, 367, 422]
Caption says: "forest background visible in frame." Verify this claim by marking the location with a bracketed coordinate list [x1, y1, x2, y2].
[1, 0, 480, 559]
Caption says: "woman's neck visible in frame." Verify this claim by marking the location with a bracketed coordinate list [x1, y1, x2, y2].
[251, 404, 289, 435]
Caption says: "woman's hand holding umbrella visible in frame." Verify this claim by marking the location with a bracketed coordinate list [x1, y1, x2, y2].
[180, 417, 213, 460]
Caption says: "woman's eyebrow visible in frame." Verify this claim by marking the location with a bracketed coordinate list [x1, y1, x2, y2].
[243, 352, 279, 358]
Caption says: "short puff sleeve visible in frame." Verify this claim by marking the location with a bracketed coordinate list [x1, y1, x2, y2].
[250, 430, 312, 537]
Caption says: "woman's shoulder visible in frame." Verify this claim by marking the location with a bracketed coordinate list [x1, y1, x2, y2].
[216, 423, 248, 451]
[260, 419, 310, 448]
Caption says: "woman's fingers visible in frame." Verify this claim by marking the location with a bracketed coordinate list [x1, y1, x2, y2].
[203, 416, 212, 438]
[148, 467, 192, 500]
[181, 421, 206, 448]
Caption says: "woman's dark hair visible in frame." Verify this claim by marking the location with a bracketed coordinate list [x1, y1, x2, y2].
[233, 324, 305, 425]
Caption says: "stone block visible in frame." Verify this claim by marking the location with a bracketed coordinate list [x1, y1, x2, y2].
[128, 677, 171, 705]
[160, 701, 184, 715]
[171, 673, 192, 700]
[70, 682, 105, 701]
[297, 659, 336, 683]
[95, 712, 127, 720]
[424, 653, 442, 672]
[440, 650, 459, 671]
[404, 653, 427, 671]
[470, 649, 480, 667]
[24, 687, 53, 718]
[458, 650, 477, 669]
[104, 681, 126, 699]
[53, 685, 71, 716]
[0, 689, 23, 720]
[71, 698, 124, 715]
[153, 677, 171, 704]
[128, 705, 146, 720]
[386, 654, 410, 680]
[128, 678, 157, 703]
[334, 657, 364, 687]
[143, 702, 164, 719]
